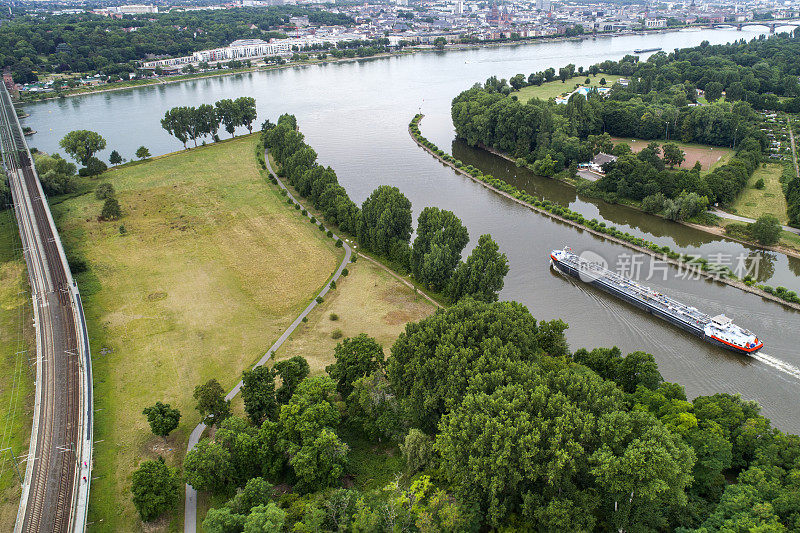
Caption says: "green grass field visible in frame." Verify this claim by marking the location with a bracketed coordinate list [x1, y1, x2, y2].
[513, 74, 624, 102]
[731, 164, 788, 225]
[53, 135, 344, 531]
[0, 211, 34, 531]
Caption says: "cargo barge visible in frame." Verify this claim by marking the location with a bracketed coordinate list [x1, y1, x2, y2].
[550, 247, 763, 355]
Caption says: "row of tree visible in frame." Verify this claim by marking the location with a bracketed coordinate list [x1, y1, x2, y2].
[263, 114, 510, 301]
[161, 97, 257, 148]
[131, 297, 800, 531]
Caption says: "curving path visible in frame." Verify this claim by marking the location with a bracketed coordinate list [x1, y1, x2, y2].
[709, 208, 800, 235]
[183, 149, 352, 532]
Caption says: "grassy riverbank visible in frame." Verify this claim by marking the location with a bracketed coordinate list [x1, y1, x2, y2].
[50, 132, 443, 531]
[0, 211, 34, 531]
[54, 135, 344, 531]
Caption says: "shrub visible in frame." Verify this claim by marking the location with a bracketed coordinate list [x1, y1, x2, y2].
[329, 313, 339, 321]
[310, 217, 316, 223]
[316, 296, 324, 304]
[401, 429, 434, 474]
[79, 157, 108, 177]
[95, 183, 115, 200]
[750, 214, 782, 245]
[331, 329, 343, 339]
[335, 239, 343, 247]
[101, 197, 122, 220]
[330, 280, 336, 290]
[754, 177, 766, 189]
[301, 209, 307, 216]
[326, 230, 333, 238]
[294, 204, 300, 210]
[341, 268, 349, 276]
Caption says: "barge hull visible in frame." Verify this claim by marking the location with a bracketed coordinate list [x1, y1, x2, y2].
[550, 257, 752, 355]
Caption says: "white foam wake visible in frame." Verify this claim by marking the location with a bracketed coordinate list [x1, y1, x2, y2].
[752, 352, 800, 382]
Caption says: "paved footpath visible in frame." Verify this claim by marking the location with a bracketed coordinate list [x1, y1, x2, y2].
[183, 150, 352, 532]
[710, 209, 800, 236]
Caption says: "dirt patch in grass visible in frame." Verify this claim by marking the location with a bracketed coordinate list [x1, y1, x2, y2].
[272, 260, 436, 376]
[610, 137, 733, 171]
[54, 135, 342, 532]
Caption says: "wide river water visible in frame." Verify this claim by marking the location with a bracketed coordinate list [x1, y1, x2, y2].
[21, 27, 800, 431]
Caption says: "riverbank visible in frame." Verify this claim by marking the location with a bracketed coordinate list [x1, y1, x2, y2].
[409, 114, 800, 311]
[18, 27, 689, 104]
[475, 132, 800, 260]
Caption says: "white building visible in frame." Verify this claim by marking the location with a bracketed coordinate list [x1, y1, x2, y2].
[115, 4, 158, 14]
[142, 37, 334, 69]
[644, 18, 667, 28]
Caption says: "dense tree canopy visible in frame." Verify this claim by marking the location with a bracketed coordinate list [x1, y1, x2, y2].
[193, 378, 231, 427]
[32, 152, 77, 196]
[1, 7, 354, 79]
[410, 207, 469, 291]
[130, 457, 181, 523]
[174, 292, 800, 532]
[59, 129, 106, 166]
[142, 401, 181, 439]
[357, 185, 413, 265]
[241, 365, 277, 425]
[446, 234, 509, 302]
[387, 299, 548, 432]
[325, 333, 385, 399]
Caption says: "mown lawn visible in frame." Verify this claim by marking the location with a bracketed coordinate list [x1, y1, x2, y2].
[53, 135, 343, 532]
[514, 74, 623, 102]
[0, 211, 34, 531]
[732, 164, 788, 224]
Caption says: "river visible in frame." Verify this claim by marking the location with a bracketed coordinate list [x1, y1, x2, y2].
[20, 27, 800, 431]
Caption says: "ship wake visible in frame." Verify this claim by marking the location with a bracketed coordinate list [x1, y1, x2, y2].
[753, 353, 800, 382]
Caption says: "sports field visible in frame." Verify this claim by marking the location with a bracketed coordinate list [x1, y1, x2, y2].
[610, 137, 733, 171]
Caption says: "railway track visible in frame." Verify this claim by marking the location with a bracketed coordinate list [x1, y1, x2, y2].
[0, 84, 92, 532]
